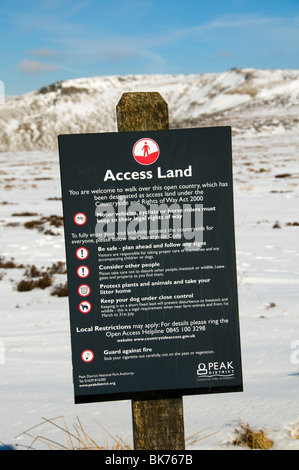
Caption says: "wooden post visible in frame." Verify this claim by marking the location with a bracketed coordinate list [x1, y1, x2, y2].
[130, 397, 185, 450]
[116, 92, 185, 451]
[116, 92, 169, 132]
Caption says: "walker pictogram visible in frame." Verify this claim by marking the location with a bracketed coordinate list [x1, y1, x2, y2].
[77, 265, 90, 278]
[76, 247, 89, 260]
[74, 212, 87, 225]
[133, 138, 160, 165]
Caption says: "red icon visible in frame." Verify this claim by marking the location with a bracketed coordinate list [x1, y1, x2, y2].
[76, 247, 89, 260]
[77, 265, 90, 278]
[81, 350, 94, 362]
[78, 284, 91, 297]
[79, 301, 92, 313]
[133, 138, 160, 165]
[74, 212, 87, 225]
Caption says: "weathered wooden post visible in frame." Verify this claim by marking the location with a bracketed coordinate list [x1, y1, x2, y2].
[116, 92, 185, 451]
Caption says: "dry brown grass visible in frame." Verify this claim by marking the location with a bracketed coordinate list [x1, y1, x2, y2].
[15, 416, 218, 450]
[12, 212, 39, 217]
[0, 256, 24, 269]
[16, 263, 66, 292]
[14, 262, 66, 292]
[23, 214, 63, 233]
[233, 422, 273, 450]
[225, 84, 258, 98]
[0, 256, 68, 294]
[17, 274, 52, 291]
[15, 416, 131, 450]
[51, 281, 68, 297]
[185, 428, 219, 447]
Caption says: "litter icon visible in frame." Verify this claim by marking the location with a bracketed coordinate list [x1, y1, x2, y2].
[78, 284, 91, 297]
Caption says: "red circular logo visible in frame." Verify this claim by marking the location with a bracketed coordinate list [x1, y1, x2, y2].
[76, 247, 89, 260]
[81, 350, 94, 362]
[133, 138, 159, 165]
[74, 212, 87, 225]
[77, 265, 90, 278]
[79, 301, 92, 313]
[78, 284, 91, 297]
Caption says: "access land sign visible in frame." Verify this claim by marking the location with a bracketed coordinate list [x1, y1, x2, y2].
[58, 127, 243, 404]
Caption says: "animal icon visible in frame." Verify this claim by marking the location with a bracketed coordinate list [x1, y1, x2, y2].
[80, 302, 90, 312]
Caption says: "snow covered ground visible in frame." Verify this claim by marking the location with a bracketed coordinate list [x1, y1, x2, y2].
[0, 70, 299, 449]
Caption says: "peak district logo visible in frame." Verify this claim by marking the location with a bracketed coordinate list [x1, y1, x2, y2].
[197, 360, 235, 380]
[132, 138, 160, 165]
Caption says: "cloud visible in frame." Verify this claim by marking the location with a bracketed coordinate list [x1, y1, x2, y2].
[219, 50, 230, 59]
[141, 13, 299, 49]
[27, 48, 57, 58]
[18, 59, 59, 74]
[11, 10, 299, 79]
[55, 34, 166, 68]
[97, 43, 165, 66]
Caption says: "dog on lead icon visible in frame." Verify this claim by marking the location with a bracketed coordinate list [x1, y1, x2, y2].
[79, 301, 91, 313]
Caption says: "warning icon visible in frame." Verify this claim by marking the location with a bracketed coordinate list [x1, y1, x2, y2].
[77, 265, 90, 278]
[76, 247, 89, 260]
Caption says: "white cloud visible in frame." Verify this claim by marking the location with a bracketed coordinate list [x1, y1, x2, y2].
[54, 34, 166, 68]
[18, 59, 59, 74]
[10, 10, 299, 78]
[95, 43, 165, 66]
[27, 48, 57, 58]
[134, 13, 299, 49]
[219, 50, 230, 59]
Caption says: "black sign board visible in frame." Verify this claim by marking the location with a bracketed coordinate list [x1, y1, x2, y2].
[58, 127, 243, 404]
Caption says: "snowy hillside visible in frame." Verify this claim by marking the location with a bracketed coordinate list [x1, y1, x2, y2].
[0, 68, 299, 152]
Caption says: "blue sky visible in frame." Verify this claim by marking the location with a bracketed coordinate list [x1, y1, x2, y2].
[1, 0, 299, 95]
